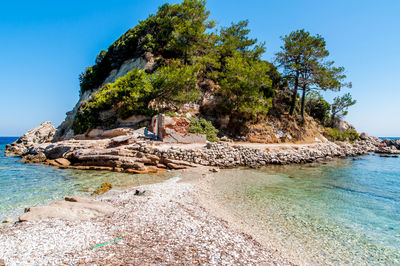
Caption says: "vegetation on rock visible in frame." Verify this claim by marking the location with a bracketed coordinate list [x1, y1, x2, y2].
[73, 0, 358, 142]
[324, 128, 360, 142]
[188, 117, 219, 142]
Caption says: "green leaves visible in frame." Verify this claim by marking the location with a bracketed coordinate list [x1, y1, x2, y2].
[219, 52, 273, 118]
[150, 60, 201, 108]
[331, 93, 356, 119]
[276, 29, 352, 118]
[189, 117, 219, 142]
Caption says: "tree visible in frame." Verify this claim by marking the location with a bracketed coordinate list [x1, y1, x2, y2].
[165, 0, 215, 63]
[219, 52, 273, 119]
[150, 60, 201, 109]
[305, 91, 331, 125]
[275, 29, 351, 119]
[331, 93, 356, 120]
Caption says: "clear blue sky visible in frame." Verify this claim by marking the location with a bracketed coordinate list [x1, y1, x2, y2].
[0, 0, 399, 137]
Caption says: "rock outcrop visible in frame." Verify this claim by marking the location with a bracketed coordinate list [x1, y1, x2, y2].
[5, 122, 55, 157]
[53, 54, 155, 141]
[19, 196, 116, 222]
[330, 117, 355, 133]
[375, 138, 400, 154]
[15, 132, 382, 172]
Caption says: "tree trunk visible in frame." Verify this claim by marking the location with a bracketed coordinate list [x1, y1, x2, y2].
[300, 84, 307, 119]
[289, 71, 299, 115]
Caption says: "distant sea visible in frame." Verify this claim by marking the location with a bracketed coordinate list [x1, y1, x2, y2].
[380, 137, 400, 140]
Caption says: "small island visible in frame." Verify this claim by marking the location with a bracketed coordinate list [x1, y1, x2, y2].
[1, 0, 399, 264]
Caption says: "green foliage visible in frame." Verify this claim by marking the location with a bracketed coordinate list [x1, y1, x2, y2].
[305, 91, 331, 125]
[73, 62, 201, 134]
[73, 69, 156, 134]
[324, 128, 359, 143]
[189, 117, 219, 142]
[79, 0, 215, 94]
[331, 93, 356, 119]
[218, 52, 273, 118]
[275, 29, 351, 118]
[150, 60, 201, 108]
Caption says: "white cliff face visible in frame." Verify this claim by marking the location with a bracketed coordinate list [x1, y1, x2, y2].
[53, 55, 155, 141]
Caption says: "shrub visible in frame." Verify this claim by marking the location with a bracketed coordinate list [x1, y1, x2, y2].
[72, 69, 156, 134]
[324, 128, 359, 143]
[343, 129, 360, 143]
[189, 117, 219, 142]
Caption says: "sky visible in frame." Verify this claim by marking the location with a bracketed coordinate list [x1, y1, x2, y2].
[0, 0, 399, 137]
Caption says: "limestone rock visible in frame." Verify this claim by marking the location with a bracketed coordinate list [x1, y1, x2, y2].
[87, 129, 104, 138]
[101, 128, 135, 138]
[5, 122, 55, 157]
[330, 118, 355, 133]
[19, 197, 115, 222]
[55, 158, 71, 166]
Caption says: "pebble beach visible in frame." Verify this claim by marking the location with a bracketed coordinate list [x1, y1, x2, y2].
[0, 167, 292, 265]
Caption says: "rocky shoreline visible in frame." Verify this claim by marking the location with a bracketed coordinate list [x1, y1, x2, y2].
[2, 122, 399, 264]
[5, 122, 392, 175]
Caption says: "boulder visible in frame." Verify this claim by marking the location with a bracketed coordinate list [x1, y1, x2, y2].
[5, 122, 55, 157]
[87, 129, 104, 138]
[117, 114, 150, 127]
[101, 128, 135, 138]
[330, 118, 355, 133]
[359, 132, 368, 140]
[55, 158, 71, 166]
[19, 197, 116, 222]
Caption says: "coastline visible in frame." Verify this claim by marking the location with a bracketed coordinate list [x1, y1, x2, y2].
[0, 166, 293, 265]
[1, 129, 398, 264]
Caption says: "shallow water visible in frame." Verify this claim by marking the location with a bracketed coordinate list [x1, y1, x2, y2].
[211, 155, 400, 265]
[0, 137, 172, 221]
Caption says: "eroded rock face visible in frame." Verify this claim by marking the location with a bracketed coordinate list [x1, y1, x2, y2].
[5, 122, 55, 157]
[19, 196, 116, 222]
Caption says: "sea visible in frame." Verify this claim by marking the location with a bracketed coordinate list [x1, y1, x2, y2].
[1, 136, 399, 264]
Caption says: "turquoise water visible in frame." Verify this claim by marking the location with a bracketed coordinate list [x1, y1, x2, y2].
[212, 152, 400, 264]
[0, 137, 171, 221]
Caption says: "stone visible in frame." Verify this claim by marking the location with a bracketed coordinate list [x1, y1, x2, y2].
[2, 218, 12, 223]
[330, 118, 355, 133]
[5, 121, 55, 157]
[55, 158, 71, 166]
[87, 129, 104, 138]
[93, 183, 113, 195]
[46, 160, 62, 167]
[101, 128, 135, 138]
[117, 114, 150, 127]
[359, 132, 368, 140]
[19, 197, 115, 222]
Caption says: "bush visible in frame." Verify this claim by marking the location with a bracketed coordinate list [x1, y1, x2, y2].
[343, 129, 360, 143]
[189, 117, 219, 142]
[72, 69, 156, 134]
[324, 128, 359, 143]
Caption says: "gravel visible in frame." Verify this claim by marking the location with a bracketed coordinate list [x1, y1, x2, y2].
[0, 170, 292, 265]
